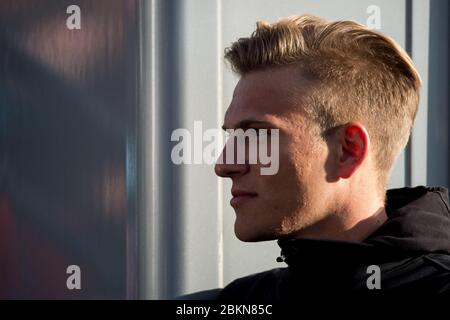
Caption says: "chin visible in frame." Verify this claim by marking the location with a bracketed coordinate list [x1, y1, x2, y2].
[234, 225, 276, 242]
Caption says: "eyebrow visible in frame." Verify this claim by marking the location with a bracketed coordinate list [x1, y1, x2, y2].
[221, 119, 274, 131]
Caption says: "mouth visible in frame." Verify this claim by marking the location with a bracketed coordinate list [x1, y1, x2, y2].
[230, 189, 258, 207]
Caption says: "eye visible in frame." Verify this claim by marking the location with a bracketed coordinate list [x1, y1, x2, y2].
[244, 128, 258, 136]
[256, 129, 269, 137]
[246, 128, 270, 137]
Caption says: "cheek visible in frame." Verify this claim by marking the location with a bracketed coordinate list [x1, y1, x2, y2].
[282, 143, 311, 181]
[252, 136, 323, 203]
[261, 150, 306, 205]
[271, 140, 322, 202]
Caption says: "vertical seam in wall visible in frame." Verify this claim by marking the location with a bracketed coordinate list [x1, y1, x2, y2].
[216, 0, 224, 289]
[136, 0, 144, 300]
[404, 0, 413, 186]
[410, 0, 430, 187]
[150, 0, 158, 299]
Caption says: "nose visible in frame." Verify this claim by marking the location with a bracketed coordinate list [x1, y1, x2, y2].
[214, 144, 250, 178]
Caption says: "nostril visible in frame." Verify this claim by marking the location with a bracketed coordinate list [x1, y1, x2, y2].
[215, 162, 250, 178]
[214, 163, 226, 177]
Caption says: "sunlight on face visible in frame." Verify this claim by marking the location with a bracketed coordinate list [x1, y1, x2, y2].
[215, 67, 332, 241]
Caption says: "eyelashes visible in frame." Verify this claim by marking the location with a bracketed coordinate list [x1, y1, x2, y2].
[224, 128, 272, 137]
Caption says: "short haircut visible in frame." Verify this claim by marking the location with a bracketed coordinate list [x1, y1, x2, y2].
[224, 14, 421, 195]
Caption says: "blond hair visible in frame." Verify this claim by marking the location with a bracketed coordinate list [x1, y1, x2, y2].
[225, 15, 421, 195]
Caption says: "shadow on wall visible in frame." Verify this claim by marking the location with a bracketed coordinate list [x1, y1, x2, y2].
[0, 0, 139, 299]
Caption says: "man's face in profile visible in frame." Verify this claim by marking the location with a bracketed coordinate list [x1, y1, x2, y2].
[215, 67, 335, 241]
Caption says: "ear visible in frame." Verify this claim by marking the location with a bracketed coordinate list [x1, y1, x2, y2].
[337, 122, 369, 179]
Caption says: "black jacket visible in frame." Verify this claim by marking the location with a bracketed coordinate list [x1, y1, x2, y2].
[217, 186, 450, 301]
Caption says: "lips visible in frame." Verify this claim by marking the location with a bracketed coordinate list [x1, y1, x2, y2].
[230, 189, 258, 207]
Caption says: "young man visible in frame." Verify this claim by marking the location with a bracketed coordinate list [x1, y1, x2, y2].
[213, 14, 450, 299]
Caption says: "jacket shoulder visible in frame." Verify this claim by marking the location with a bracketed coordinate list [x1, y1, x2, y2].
[422, 253, 450, 294]
[381, 253, 450, 295]
[217, 268, 286, 301]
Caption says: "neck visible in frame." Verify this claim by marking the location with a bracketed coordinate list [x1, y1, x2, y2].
[291, 196, 388, 242]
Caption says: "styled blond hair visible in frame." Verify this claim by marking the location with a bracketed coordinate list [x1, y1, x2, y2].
[225, 14, 421, 195]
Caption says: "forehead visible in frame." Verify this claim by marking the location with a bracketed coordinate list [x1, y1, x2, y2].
[224, 67, 307, 126]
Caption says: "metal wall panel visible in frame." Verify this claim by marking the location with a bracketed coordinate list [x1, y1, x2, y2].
[0, 0, 139, 299]
[427, 0, 450, 187]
